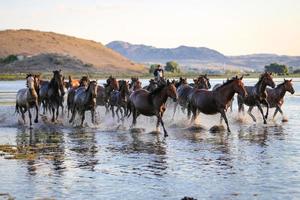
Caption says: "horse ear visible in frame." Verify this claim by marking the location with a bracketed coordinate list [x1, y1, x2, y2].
[290, 79, 293, 82]
[284, 78, 286, 81]
[167, 79, 170, 85]
[240, 75, 244, 80]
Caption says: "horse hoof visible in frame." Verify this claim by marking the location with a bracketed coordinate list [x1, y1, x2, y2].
[264, 121, 267, 124]
[34, 119, 38, 123]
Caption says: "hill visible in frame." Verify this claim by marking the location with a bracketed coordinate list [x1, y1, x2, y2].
[107, 41, 300, 71]
[0, 29, 145, 73]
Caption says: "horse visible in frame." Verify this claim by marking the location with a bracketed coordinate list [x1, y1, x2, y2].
[213, 82, 233, 112]
[69, 81, 98, 126]
[129, 77, 142, 93]
[128, 80, 178, 137]
[172, 75, 211, 119]
[188, 76, 247, 132]
[109, 80, 130, 121]
[143, 79, 158, 92]
[67, 76, 90, 117]
[15, 74, 40, 127]
[96, 76, 119, 113]
[251, 79, 295, 120]
[237, 72, 275, 124]
[68, 75, 80, 89]
[47, 70, 66, 122]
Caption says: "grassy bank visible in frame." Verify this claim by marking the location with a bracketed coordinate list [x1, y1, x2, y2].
[1, 72, 300, 81]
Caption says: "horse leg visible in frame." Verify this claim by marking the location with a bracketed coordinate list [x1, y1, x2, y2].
[20, 107, 26, 124]
[111, 105, 115, 119]
[262, 99, 270, 119]
[131, 107, 137, 128]
[220, 109, 230, 132]
[81, 110, 85, 127]
[91, 109, 95, 124]
[257, 103, 267, 124]
[172, 102, 178, 120]
[34, 102, 39, 123]
[69, 104, 76, 123]
[158, 114, 168, 137]
[247, 106, 257, 122]
[28, 107, 32, 127]
[51, 106, 55, 122]
[56, 104, 59, 120]
[237, 96, 244, 114]
[116, 106, 120, 122]
[190, 106, 198, 125]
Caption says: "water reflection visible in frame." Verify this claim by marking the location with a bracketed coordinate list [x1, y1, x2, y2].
[15, 126, 66, 176]
[67, 128, 98, 171]
[238, 124, 285, 146]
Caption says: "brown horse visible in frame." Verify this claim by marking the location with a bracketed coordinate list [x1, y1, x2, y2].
[213, 81, 233, 112]
[68, 75, 80, 89]
[172, 75, 211, 119]
[96, 76, 119, 113]
[251, 79, 295, 120]
[129, 77, 142, 92]
[110, 80, 130, 121]
[16, 74, 40, 127]
[237, 72, 275, 124]
[128, 80, 178, 137]
[69, 81, 98, 126]
[188, 76, 247, 132]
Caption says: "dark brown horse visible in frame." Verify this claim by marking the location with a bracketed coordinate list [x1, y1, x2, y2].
[128, 80, 178, 137]
[129, 77, 142, 92]
[143, 79, 158, 92]
[172, 75, 211, 119]
[96, 76, 119, 113]
[48, 70, 66, 122]
[69, 81, 98, 126]
[188, 76, 247, 132]
[110, 80, 130, 121]
[16, 74, 40, 127]
[237, 72, 275, 124]
[213, 81, 234, 112]
[251, 79, 295, 120]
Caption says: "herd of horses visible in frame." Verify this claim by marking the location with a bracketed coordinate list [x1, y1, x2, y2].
[15, 70, 295, 137]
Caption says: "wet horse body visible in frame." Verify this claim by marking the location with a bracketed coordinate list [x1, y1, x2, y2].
[237, 72, 275, 124]
[47, 70, 66, 122]
[173, 75, 211, 119]
[69, 81, 98, 126]
[16, 74, 40, 126]
[188, 76, 247, 132]
[110, 80, 130, 121]
[256, 79, 294, 119]
[129, 80, 178, 137]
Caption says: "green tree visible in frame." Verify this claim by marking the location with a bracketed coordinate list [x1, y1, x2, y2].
[149, 64, 160, 73]
[165, 61, 180, 73]
[0, 55, 18, 64]
[265, 63, 288, 75]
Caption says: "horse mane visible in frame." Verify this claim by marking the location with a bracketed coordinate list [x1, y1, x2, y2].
[148, 84, 166, 103]
[214, 77, 237, 91]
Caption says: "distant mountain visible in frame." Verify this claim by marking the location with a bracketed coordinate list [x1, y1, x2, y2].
[107, 41, 300, 71]
[0, 30, 145, 73]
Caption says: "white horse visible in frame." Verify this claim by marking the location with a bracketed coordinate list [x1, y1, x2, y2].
[16, 74, 39, 127]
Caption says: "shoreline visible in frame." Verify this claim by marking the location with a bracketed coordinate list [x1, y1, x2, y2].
[0, 72, 299, 81]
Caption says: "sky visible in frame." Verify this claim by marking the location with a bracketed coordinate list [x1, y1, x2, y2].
[0, 0, 300, 56]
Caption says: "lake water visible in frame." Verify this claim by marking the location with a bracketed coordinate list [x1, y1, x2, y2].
[0, 78, 299, 199]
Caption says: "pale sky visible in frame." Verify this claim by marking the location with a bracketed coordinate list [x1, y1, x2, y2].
[1, 0, 300, 55]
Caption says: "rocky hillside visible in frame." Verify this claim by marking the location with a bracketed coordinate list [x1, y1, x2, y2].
[0, 29, 145, 73]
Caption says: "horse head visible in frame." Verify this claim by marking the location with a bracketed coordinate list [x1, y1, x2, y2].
[166, 79, 178, 102]
[87, 80, 98, 98]
[53, 70, 65, 96]
[232, 75, 247, 97]
[196, 75, 210, 89]
[26, 74, 35, 90]
[261, 72, 275, 88]
[80, 76, 90, 87]
[283, 79, 295, 94]
[108, 76, 119, 91]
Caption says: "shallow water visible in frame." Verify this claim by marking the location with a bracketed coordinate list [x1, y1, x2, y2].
[0, 78, 300, 199]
